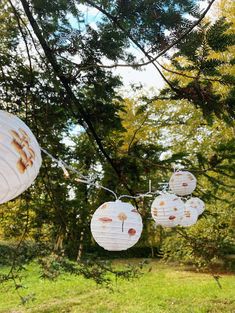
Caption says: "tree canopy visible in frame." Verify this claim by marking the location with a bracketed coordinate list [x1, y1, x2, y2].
[0, 0, 234, 284]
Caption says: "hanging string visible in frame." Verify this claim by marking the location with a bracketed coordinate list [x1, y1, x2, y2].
[40, 147, 178, 202]
[118, 193, 152, 200]
[58, 160, 70, 178]
[173, 164, 184, 173]
[40, 147, 90, 180]
[118, 181, 160, 200]
[41, 147, 118, 200]
[75, 178, 118, 200]
[158, 182, 169, 194]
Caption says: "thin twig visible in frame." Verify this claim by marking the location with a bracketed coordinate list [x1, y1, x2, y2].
[85, 0, 217, 66]
[19, 0, 135, 198]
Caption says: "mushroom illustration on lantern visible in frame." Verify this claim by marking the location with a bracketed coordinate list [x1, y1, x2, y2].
[185, 197, 205, 215]
[151, 193, 185, 227]
[169, 171, 197, 196]
[0, 110, 41, 204]
[90, 200, 143, 251]
[179, 206, 199, 227]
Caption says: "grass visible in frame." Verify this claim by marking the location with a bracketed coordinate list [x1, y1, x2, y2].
[0, 260, 235, 313]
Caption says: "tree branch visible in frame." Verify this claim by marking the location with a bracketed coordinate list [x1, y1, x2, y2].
[85, 0, 217, 65]
[19, 0, 134, 197]
[84, 0, 178, 93]
[127, 114, 149, 154]
[8, 0, 33, 79]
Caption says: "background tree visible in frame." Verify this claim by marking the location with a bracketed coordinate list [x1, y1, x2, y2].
[0, 0, 234, 274]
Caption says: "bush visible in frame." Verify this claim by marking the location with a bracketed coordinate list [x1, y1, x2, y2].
[161, 213, 235, 271]
[0, 241, 51, 266]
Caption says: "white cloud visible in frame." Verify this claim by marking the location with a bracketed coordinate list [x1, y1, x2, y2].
[113, 62, 165, 94]
[76, 4, 100, 17]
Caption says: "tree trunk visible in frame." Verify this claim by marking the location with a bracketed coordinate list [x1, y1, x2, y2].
[77, 230, 84, 261]
[54, 228, 65, 253]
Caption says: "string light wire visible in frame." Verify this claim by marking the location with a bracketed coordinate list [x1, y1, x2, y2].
[40, 147, 90, 180]
[40, 147, 170, 201]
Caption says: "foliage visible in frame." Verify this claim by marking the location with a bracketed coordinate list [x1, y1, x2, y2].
[160, 13, 235, 121]
[0, 240, 50, 266]
[162, 212, 235, 271]
[38, 252, 144, 286]
[0, 0, 234, 289]
[1, 261, 235, 313]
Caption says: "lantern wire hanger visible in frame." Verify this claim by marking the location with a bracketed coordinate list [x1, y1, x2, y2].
[41, 147, 119, 200]
[118, 180, 160, 200]
[158, 182, 173, 196]
[40, 148, 89, 181]
[40, 147, 166, 201]
[74, 178, 118, 200]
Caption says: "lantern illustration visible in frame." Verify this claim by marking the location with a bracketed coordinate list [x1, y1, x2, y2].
[169, 171, 197, 196]
[185, 197, 205, 215]
[179, 207, 199, 227]
[151, 193, 185, 227]
[90, 200, 143, 251]
[0, 110, 41, 204]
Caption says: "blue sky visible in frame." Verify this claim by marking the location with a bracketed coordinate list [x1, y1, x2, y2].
[68, 1, 211, 95]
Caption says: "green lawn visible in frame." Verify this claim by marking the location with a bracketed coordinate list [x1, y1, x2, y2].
[0, 260, 235, 313]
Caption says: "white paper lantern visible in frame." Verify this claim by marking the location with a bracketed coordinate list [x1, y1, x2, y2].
[169, 171, 197, 196]
[151, 193, 185, 227]
[90, 200, 143, 251]
[185, 197, 205, 215]
[179, 207, 198, 227]
[0, 110, 41, 204]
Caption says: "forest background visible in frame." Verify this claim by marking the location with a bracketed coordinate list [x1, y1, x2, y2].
[0, 0, 234, 290]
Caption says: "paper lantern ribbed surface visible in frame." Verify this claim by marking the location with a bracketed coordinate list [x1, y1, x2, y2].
[185, 197, 205, 215]
[169, 171, 197, 196]
[179, 207, 198, 227]
[0, 110, 41, 204]
[90, 200, 143, 251]
[151, 193, 185, 227]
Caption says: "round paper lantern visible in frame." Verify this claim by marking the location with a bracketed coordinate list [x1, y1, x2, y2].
[185, 197, 205, 215]
[179, 207, 198, 227]
[151, 193, 185, 227]
[90, 200, 143, 251]
[0, 110, 41, 204]
[169, 171, 197, 196]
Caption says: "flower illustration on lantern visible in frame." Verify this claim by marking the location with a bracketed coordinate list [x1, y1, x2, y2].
[185, 197, 205, 215]
[169, 171, 197, 196]
[99, 217, 113, 223]
[118, 212, 127, 232]
[90, 200, 143, 251]
[128, 228, 136, 236]
[178, 206, 199, 227]
[151, 193, 185, 227]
